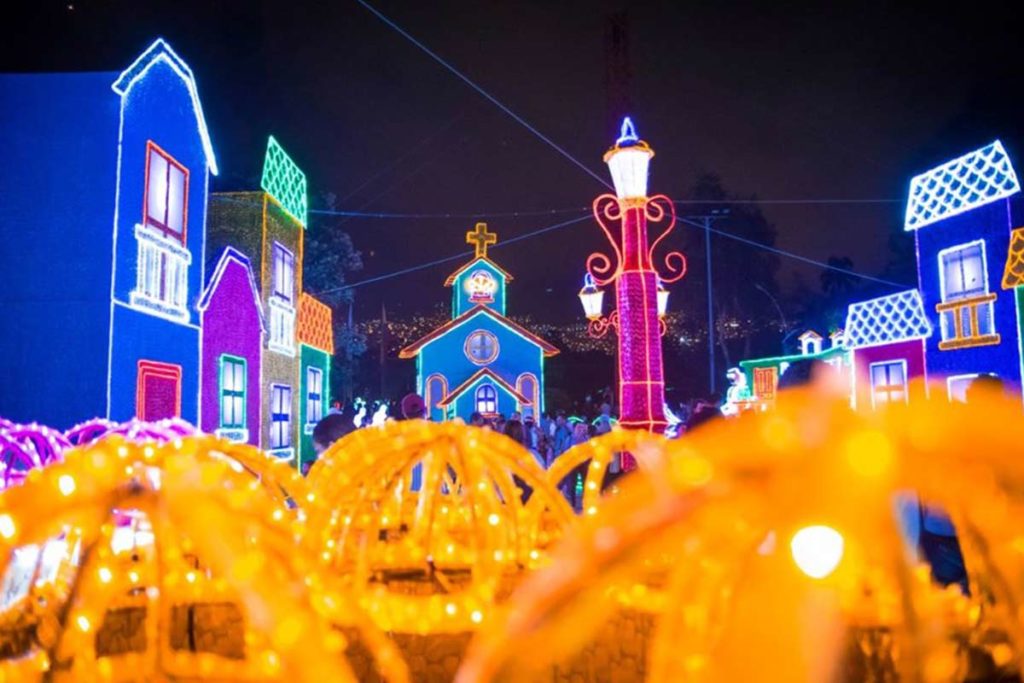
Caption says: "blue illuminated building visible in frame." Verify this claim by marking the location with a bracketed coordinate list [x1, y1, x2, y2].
[906, 141, 1023, 400]
[400, 223, 558, 421]
[0, 39, 217, 427]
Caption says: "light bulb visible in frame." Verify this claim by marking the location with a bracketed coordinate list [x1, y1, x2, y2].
[790, 525, 844, 579]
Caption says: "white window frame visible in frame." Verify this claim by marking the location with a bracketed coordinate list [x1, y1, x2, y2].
[272, 242, 295, 303]
[269, 384, 292, 452]
[869, 360, 908, 409]
[937, 240, 995, 343]
[130, 224, 191, 322]
[938, 239, 988, 303]
[475, 384, 497, 414]
[306, 367, 324, 426]
[267, 297, 296, 356]
[946, 373, 980, 403]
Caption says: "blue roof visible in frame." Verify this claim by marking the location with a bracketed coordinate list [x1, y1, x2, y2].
[112, 38, 218, 175]
[844, 289, 931, 349]
[904, 141, 1019, 231]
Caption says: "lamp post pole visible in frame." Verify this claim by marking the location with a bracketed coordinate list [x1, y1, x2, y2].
[580, 118, 687, 461]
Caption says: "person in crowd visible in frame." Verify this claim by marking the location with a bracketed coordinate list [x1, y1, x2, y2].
[400, 393, 426, 421]
[571, 418, 589, 446]
[469, 411, 486, 427]
[539, 412, 554, 441]
[327, 399, 343, 415]
[684, 401, 721, 434]
[503, 419, 540, 502]
[312, 411, 357, 458]
[552, 411, 573, 457]
[593, 403, 614, 435]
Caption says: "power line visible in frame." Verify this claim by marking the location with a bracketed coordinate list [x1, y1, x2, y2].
[354, 0, 612, 190]
[677, 216, 910, 289]
[314, 213, 592, 294]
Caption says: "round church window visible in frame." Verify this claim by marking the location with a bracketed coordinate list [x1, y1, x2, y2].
[465, 330, 499, 365]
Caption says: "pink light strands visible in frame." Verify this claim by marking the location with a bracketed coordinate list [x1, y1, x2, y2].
[582, 119, 687, 456]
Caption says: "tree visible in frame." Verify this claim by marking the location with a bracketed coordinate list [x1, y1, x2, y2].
[302, 192, 367, 403]
[682, 173, 782, 390]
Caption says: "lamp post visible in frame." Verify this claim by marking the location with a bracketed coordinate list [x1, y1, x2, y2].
[578, 118, 687, 451]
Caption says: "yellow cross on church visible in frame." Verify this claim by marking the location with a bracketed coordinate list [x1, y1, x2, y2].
[466, 222, 497, 258]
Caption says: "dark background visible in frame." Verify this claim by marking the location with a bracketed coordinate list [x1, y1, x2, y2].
[4, 1, 1023, 405]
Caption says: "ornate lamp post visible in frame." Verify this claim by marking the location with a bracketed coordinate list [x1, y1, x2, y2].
[579, 118, 686, 446]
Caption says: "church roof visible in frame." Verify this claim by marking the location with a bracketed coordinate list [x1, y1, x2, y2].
[398, 305, 558, 359]
[1002, 227, 1024, 289]
[844, 289, 931, 349]
[297, 293, 333, 353]
[437, 368, 531, 407]
[443, 257, 514, 287]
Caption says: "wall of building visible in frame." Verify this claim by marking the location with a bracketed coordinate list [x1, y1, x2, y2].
[450, 259, 507, 318]
[0, 72, 118, 427]
[417, 312, 544, 422]
[299, 344, 330, 465]
[916, 200, 1021, 391]
[852, 339, 926, 408]
[199, 258, 263, 445]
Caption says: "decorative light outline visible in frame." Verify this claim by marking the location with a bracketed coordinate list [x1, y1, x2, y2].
[946, 373, 980, 403]
[136, 360, 182, 421]
[466, 222, 497, 258]
[843, 289, 931, 351]
[904, 140, 1019, 231]
[464, 329, 500, 366]
[935, 238, 999, 347]
[399, 305, 558, 359]
[868, 359, 909, 410]
[424, 373, 449, 419]
[260, 136, 307, 228]
[198, 247, 268, 331]
[111, 38, 219, 175]
[218, 354, 247, 430]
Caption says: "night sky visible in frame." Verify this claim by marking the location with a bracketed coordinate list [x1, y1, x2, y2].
[4, 1, 1023, 326]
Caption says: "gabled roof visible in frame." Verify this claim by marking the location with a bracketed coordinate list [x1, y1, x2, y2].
[904, 140, 1019, 231]
[444, 257, 514, 287]
[844, 289, 931, 349]
[297, 293, 334, 353]
[437, 368, 530, 407]
[798, 330, 822, 340]
[198, 247, 265, 331]
[399, 305, 558, 359]
[1002, 227, 1024, 289]
[112, 38, 218, 175]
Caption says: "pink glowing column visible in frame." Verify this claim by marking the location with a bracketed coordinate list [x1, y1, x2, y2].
[586, 119, 686, 466]
[615, 203, 668, 433]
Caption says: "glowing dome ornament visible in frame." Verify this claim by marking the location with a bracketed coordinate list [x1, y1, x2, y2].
[603, 117, 655, 201]
[466, 269, 498, 303]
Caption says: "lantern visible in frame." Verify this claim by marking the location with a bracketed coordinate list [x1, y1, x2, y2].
[603, 117, 654, 201]
[657, 279, 669, 317]
[578, 273, 604, 320]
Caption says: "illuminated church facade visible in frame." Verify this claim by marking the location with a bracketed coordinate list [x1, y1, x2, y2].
[400, 224, 558, 421]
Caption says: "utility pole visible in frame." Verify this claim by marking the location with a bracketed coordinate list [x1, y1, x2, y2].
[379, 301, 387, 399]
[688, 210, 729, 396]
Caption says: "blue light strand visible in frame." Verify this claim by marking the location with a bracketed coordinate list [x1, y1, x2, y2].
[353, 0, 613, 190]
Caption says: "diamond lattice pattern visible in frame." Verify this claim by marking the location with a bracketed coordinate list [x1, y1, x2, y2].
[261, 137, 307, 227]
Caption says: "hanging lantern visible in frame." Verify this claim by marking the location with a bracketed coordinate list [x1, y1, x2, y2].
[657, 279, 669, 317]
[579, 273, 604, 320]
[603, 117, 654, 200]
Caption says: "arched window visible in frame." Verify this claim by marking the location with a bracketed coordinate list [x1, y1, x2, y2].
[424, 374, 448, 420]
[475, 384, 497, 414]
[516, 373, 539, 417]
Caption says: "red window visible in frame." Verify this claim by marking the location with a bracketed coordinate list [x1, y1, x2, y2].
[144, 141, 189, 244]
[136, 360, 182, 421]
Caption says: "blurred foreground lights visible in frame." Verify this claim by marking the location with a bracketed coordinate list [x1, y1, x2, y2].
[790, 525, 844, 579]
